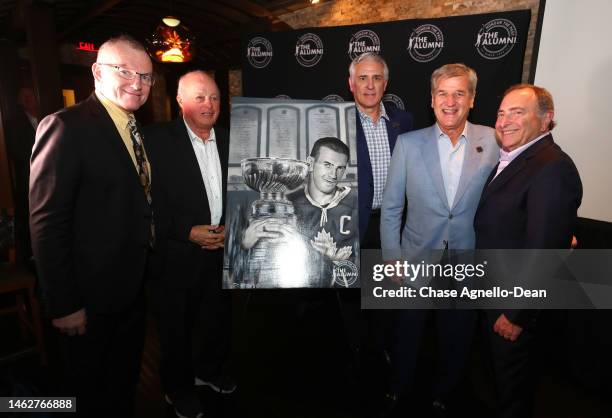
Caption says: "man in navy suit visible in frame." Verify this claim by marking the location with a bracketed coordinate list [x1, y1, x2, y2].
[344, 52, 413, 389]
[144, 70, 233, 418]
[474, 84, 582, 418]
[349, 52, 413, 247]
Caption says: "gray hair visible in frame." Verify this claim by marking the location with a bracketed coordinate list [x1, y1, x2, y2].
[349, 52, 389, 81]
[430, 63, 477, 96]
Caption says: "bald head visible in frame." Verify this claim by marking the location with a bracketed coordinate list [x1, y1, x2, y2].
[92, 35, 152, 112]
[177, 70, 220, 139]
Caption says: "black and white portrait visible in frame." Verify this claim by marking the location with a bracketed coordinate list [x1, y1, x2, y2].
[223, 98, 360, 289]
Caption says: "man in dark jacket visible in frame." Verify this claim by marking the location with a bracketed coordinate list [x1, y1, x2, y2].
[144, 70, 233, 418]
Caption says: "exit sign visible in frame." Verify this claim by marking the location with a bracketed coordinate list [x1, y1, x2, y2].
[76, 42, 97, 52]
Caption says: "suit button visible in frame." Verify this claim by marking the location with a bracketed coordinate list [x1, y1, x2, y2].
[448, 214, 453, 219]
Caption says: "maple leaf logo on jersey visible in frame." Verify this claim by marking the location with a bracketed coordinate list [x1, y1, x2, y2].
[310, 228, 352, 261]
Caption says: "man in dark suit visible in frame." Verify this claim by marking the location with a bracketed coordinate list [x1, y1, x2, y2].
[345, 52, 413, 393]
[29, 35, 155, 417]
[474, 84, 582, 418]
[143, 70, 232, 418]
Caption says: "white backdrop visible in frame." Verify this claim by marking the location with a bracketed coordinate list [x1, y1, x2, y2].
[534, 0, 612, 222]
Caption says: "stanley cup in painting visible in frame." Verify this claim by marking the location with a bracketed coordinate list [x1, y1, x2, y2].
[241, 157, 308, 285]
[223, 97, 360, 289]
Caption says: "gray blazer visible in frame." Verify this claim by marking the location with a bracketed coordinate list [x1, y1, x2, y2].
[381, 122, 498, 262]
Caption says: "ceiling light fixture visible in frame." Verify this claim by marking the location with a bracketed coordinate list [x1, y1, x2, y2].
[162, 16, 181, 27]
[147, 19, 195, 63]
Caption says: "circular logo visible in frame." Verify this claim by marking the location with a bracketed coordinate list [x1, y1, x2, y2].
[332, 260, 359, 288]
[475, 18, 518, 60]
[347, 30, 381, 60]
[295, 33, 324, 67]
[383, 93, 405, 110]
[322, 94, 345, 102]
[407, 24, 444, 63]
[246, 36, 273, 68]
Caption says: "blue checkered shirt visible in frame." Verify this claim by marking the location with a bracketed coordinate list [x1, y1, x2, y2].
[358, 103, 391, 209]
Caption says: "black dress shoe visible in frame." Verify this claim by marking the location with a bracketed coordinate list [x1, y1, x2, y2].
[377, 392, 399, 418]
[431, 399, 448, 418]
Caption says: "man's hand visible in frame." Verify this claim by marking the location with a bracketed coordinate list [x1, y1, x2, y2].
[242, 219, 291, 250]
[493, 313, 523, 342]
[189, 225, 225, 250]
[52, 308, 87, 336]
[378, 260, 403, 285]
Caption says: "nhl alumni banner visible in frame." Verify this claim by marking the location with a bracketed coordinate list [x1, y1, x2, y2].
[242, 10, 530, 129]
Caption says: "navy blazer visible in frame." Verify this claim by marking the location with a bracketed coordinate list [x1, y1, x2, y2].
[356, 104, 413, 239]
[474, 134, 582, 325]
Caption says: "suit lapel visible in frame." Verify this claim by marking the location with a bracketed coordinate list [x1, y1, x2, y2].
[384, 106, 400, 152]
[480, 134, 554, 203]
[452, 123, 482, 210]
[85, 94, 142, 189]
[172, 119, 209, 205]
[420, 126, 450, 210]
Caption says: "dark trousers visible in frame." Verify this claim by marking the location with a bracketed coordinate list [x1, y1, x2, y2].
[339, 211, 390, 353]
[482, 311, 536, 418]
[58, 292, 146, 418]
[390, 308, 476, 399]
[156, 263, 232, 396]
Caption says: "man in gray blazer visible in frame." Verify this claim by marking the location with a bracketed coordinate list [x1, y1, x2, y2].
[379, 63, 499, 416]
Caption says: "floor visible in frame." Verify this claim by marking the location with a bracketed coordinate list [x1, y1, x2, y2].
[1, 289, 611, 418]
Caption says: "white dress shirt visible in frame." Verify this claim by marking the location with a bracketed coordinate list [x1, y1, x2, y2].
[184, 119, 223, 225]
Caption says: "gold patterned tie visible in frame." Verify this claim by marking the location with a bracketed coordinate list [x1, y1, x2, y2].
[127, 116, 155, 246]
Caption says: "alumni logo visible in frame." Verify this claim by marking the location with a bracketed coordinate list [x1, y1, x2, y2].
[295, 33, 324, 67]
[246, 37, 273, 68]
[383, 93, 405, 110]
[347, 30, 381, 60]
[332, 260, 359, 288]
[475, 19, 518, 60]
[407, 24, 444, 63]
[322, 94, 345, 102]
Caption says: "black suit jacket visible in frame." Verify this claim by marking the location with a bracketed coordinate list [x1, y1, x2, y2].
[143, 118, 229, 288]
[474, 134, 582, 325]
[356, 104, 413, 239]
[29, 93, 152, 318]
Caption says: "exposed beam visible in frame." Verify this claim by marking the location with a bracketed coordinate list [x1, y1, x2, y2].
[59, 0, 125, 40]
[215, 0, 291, 28]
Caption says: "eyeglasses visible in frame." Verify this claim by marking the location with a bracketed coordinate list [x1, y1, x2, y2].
[97, 63, 156, 86]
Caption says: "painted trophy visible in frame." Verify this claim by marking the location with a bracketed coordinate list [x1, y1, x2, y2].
[241, 157, 309, 286]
